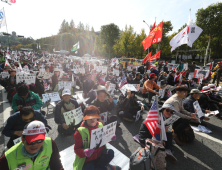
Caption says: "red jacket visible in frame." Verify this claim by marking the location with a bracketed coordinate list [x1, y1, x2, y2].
[74, 121, 105, 162]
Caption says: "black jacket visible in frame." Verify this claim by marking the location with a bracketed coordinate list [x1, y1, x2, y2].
[116, 94, 140, 112]
[167, 74, 178, 86]
[183, 95, 205, 113]
[198, 93, 219, 109]
[83, 80, 95, 94]
[198, 84, 204, 91]
[91, 98, 114, 113]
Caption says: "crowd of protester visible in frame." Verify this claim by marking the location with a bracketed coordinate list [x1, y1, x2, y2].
[0, 50, 221, 169]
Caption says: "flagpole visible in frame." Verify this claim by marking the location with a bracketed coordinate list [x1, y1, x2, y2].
[3, 7, 10, 50]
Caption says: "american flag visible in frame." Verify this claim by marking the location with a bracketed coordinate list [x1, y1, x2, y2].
[144, 96, 159, 136]
[119, 74, 127, 90]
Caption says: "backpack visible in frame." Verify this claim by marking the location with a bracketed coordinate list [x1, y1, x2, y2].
[130, 147, 156, 170]
[146, 139, 166, 170]
[178, 126, 195, 143]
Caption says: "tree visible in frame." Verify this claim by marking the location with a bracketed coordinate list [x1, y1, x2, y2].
[70, 19, 75, 33]
[100, 23, 120, 58]
[59, 19, 67, 34]
[134, 29, 146, 59]
[12, 31, 16, 37]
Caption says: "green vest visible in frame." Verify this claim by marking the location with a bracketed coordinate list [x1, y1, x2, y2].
[5, 137, 52, 170]
[73, 122, 104, 170]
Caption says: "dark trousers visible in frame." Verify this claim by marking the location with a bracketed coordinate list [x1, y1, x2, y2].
[82, 149, 114, 170]
[57, 123, 80, 135]
[172, 118, 190, 135]
[142, 91, 156, 103]
[119, 107, 140, 119]
[212, 75, 220, 86]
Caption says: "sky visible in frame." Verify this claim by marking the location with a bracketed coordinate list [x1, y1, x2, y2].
[0, 0, 220, 40]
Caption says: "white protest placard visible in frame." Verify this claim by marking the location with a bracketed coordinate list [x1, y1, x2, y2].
[79, 67, 85, 74]
[113, 69, 119, 76]
[132, 84, 140, 91]
[127, 66, 132, 71]
[38, 72, 53, 79]
[23, 65, 30, 73]
[164, 114, 180, 126]
[108, 83, 116, 93]
[16, 73, 36, 85]
[96, 66, 102, 73]
[63, 107, 83, 126]
[183, 63, 188, 70]
[58, 81, 72, 90]
[90, 121, 117, 149]
[193, 101, 204, 118]
[120, 84, 137, 95]
[158, 89, 165, 98]
[157, 81, 161, 86]
[42, 92, 61, 103]
[102, 66, 107, 74]
[205, 110, 219, 117]
[188, 72, 194, 80]
[100, 112, 108, 123]
[1, 72, 10, 78]
[13, 130, 49, 145]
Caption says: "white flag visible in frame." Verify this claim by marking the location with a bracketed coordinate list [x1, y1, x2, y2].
[160, 113, 167, 141]
[0, 8, 6, 29]
[5, 59, 11, 67]
[170, 27, 188, 52]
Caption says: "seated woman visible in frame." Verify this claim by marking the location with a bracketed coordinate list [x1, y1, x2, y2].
[73, 105, 120, 170]
[117, 90, 144, 122]
[139, 103, 178, 162]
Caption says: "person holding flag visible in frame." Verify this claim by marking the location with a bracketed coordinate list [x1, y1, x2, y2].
[139, 99, 178, 162]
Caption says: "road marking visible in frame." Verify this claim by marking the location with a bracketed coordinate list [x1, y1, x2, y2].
[194, 131, 222, 145]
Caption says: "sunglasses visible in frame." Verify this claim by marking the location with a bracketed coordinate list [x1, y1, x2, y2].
[165, 108, 174, 114]
[26, 139, 44, 145]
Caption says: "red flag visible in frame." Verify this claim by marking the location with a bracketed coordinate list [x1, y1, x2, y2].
[149, 51, 161, 61]
[10, 0, 16, 3]
[142, 31, 156, 50]
[209, 61, 213, 70]
[142, 51, 152, 64]
[152, 21, 163, 44]
[182, 70, 187, 76]
[150, 21, 156, 33]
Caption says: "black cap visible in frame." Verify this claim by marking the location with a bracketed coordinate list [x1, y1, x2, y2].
[202, 79, 208, 83]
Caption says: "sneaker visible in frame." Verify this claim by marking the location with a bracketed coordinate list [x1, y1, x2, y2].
[166, 149, 177, 162]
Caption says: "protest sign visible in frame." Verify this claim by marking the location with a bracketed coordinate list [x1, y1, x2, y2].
[113, 69, 119, 76]
[157, 81, 161, 86]
[63, 107, 83, 126]
[16, 73, 36, 85]
[183, 63, 188, 70]
[120, 84, 137, 95]
[132, 84, 140, 91]
[102, 66, 107, 74]
[127, 66, 132, 71]
[108, 83, 116, 94]
[42, 92, 61, 103]
[100, 112, 108, 123]
[23, 65, 30, 73]
[58, 81, 72, 90]
[38, 72, 53, 79]
[96, 66, 102, 73]
[159, 89, 165, 98]
[205, 110, 219, 117]
[193, 101, 204, 118]
[164, 114, 180, 126]
[79, 68, 85, 74]
[90, 121, 117, 149]
[1, 72, 10, 78]
[13, 131, 48, 145]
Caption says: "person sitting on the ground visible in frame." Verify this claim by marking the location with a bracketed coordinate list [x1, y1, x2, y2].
[139, 103, 178, 162]
[164, 85, 197, 145]
[52, 68, 60, 90]
[99, 73, 106, 86]
[131, 68, 137, 78]
[149, 67, 159, 76]
[183, 89, 210, 123]
[54, 89, 81, 135]
[2, 106, 48, 149]
[133, 72, 141, 84]
[54, 74, 74, 96]
[117, 90, 144, 122]
[127, 73, 135, 84]
[83, 73, 95, 98]
[73, 105, 120, 170]
[197, 79, 208, 91]
[12, 84, 43, 112]
[142, 73, 161, 106]
[91, 85, 118, 125]
[0, 120, 64, 170]
[208, 84, 222, 102]
[167, 70, 179, 86]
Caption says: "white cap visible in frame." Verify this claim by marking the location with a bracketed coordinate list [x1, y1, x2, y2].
[62, 89, 71, 96]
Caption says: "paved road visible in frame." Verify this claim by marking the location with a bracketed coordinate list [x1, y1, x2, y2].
[1, 86, 222, 170]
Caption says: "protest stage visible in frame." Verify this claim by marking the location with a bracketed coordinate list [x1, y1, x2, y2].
[59, 143, 130, 170]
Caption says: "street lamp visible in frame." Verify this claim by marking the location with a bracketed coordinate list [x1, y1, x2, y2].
[143, 20, 150, 54]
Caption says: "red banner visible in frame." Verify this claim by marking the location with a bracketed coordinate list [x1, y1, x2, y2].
[142, 51, 152, 64]
[152, 21, 163, 44]
[149, 50, 161, 61]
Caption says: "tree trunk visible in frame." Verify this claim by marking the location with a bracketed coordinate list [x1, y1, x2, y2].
[204, 35, 211, 66]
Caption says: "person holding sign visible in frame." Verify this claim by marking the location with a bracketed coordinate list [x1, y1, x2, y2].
[142, 73, 161, 106]
[6, 69, 17, 103]
[83, 74, 95, 99]
[2, 106, 48, 149]
[54, 89, 82, 135]
[0, 120, 64, 170]
[54, 74, 74, 96]
[12, 84, 43, 112]
[74, 105, 119, 170]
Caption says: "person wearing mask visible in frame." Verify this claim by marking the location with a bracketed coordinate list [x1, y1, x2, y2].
[183, 89, 210, 122]
[54, 89, 81, 135]
[139, 103, 178, 162]
[117, 90, 144, 122]
[83, 74, 95, 98]
[142, 73, 161, 106]
[73, 105, 119, 170]
[164, 85, 197, 145]
[0, 120, 64, 170]
[12, 84, 43, 112]
[2, 106, 48, 149]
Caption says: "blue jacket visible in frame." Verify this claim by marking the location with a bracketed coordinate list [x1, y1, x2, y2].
[150, 69, 159, 76]
[2, 111, 47, 137]
[183, 95, 205, 114]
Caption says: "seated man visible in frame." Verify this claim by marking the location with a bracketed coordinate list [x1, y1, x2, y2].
[183, 89, 210, 122]
[91, 85, 117, 125]
[127, 73, 135, 84]
[2, 106, 47, 149]
[117, 90, 144, 122]
[54, 89, 81, 135]
[197, 79, 208, 91]
[83, 74, 95, 98]
[142, 73, 161, 106]
[12, 84, 43, 112]
[0, 120, 64, 170]
[133, 72, 141, 84]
